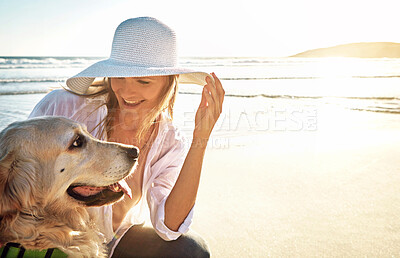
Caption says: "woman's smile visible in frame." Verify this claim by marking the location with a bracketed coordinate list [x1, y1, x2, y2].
[122, 98, 145, 108]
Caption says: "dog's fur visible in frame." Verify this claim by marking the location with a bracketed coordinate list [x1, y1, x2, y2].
[0, 117, 138, 257]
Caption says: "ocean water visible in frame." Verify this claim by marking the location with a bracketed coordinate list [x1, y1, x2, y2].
[1, 56, 400, 132]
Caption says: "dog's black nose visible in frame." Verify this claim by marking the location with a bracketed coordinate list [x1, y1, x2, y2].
[125, 147, 139, 159]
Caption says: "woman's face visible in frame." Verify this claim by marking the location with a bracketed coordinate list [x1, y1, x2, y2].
[110, 76, 169, 124]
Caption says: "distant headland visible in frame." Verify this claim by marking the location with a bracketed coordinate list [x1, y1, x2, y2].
[291, 42, 400, 58]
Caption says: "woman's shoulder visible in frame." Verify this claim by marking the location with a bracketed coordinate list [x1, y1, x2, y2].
[29, 88, 107, 120]
[37, 88, 86, 108]
[48, 88, 82, 98]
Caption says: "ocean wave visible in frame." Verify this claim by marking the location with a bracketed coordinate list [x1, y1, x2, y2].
[0, 78, 65, 83]
[220, 75, 400, 80]
[3, 86, 398, 102]
[0, 65, 89, 69]
[229, 94, 400, 101]
[0, 56, 103, 69]
[179, 91, 400, 101]
[0, 90, 48, 95]
[339, 96, 400, 100]
[350, 108, 400, 114]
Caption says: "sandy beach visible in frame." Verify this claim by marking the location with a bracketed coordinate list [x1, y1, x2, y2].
[185, 104, 400, 257]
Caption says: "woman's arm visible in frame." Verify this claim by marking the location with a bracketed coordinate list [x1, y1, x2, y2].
[164, 73, 225, 231]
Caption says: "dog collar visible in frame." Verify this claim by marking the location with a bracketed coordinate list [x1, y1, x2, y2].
[0, 242, 67, 258]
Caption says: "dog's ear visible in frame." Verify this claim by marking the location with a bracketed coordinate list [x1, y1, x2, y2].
[0, 151, 36, 215]
[0, 151, 16, 214]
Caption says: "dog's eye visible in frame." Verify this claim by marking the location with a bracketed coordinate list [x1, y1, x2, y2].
[70, 135, 84, 149]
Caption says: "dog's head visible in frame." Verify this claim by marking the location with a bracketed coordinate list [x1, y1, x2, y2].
[0, 116, 138, 216]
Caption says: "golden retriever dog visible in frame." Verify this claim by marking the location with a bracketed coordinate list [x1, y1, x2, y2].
[0, 116, 138, 257]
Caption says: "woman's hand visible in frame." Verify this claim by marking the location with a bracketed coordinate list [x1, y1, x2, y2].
[164, 73, 224, 230]
[193, 72, 225, 141]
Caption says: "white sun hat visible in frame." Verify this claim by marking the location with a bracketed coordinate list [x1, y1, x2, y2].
[65, 17, 211, 95]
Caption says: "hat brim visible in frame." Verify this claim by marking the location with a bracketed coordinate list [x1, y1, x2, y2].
[65, 59, 211, 95]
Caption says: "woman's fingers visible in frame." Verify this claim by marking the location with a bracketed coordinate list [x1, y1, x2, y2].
[195, 86, 215, 135]
[205, 76, 218, 100]
[204, 85, 221, 117]
[205, 73, 224, 112]
[198, 86, 207, 108]
[211, 73, 225, 109]
[203, 85, 215, 109]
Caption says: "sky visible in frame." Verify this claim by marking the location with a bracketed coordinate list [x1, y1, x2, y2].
[0, 0, 399, 57]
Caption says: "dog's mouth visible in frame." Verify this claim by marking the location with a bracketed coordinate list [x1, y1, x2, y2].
[67, 179, 132, 207]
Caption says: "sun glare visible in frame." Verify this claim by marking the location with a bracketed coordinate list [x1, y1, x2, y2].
[313, 58, 365, 78]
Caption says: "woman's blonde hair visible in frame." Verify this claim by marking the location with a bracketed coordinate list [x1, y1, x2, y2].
[89, 75, 178, 142]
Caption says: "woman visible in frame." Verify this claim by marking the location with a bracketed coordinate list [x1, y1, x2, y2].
[29, 17, 224, 257]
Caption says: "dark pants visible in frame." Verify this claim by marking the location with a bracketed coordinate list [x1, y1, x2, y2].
[111, 225, 211, 258]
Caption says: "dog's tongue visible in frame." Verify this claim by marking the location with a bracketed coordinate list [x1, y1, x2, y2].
[108, 180, 132, 199]
[72, 185, 106, 197]
[72, 180, 132, 199]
